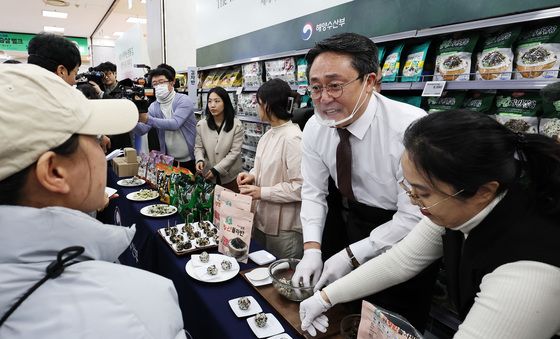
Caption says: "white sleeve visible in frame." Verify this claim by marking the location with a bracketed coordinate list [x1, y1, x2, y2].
[455, 261, 560, 339]
[356, 162, 423, 263]
[324, 218, 444, 305]
[300, 124, 331, 244]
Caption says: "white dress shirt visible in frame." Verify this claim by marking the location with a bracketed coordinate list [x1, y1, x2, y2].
[324, 193, 560, 339]
[300, 92, 426, 258]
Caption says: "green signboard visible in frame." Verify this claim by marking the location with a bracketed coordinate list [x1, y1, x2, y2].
[0, 32, 89, 56]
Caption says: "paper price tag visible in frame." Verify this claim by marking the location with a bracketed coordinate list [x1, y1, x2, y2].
[421, 81, 446, 97]
[236, 86, 244, 95]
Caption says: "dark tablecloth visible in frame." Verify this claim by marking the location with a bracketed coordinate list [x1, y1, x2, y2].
[100, 170, 301, 338]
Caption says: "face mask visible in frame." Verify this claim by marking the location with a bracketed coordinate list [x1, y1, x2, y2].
[314, 74, 370, 128]
[155, 84, 170, 100]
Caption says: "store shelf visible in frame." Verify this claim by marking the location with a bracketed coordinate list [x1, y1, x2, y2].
[199, 87, 242, 93]
[241, 144, 257, 152]
[380, 82, 413, 91]
[407, 79, 558, 91]
[198, 48, 309, 71]
[199, 84, 298, 92]
[238, 115, 269, 124]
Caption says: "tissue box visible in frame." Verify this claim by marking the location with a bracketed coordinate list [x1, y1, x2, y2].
[112, 150, 140, 177]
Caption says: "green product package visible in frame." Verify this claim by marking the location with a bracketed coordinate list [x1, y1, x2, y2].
[461, 91, 496, 113]
[378, 45, 386, 65]
[386, 95, 422, 108]
[427, 91, 466, 113]
[495, 92, 542, 133]
[401, 41, 431, 82]
[434, 32, 479, 81]
[514, 20, 560, 79]
[476, 27, 521, 80]
[381, 43, 405, 82]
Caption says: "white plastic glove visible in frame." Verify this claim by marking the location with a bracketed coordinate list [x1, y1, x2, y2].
[291, 248, 323, 288]
[314, 249, 353, 292]
[299, 291, 332, 336]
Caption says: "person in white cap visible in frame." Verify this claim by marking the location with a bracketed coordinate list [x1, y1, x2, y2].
[0, 64, 187, 339]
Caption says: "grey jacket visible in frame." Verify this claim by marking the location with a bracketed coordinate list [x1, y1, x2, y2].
[0, 205, 186, 339]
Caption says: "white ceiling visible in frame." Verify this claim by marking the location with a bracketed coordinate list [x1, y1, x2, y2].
[0, 0, 146, 39]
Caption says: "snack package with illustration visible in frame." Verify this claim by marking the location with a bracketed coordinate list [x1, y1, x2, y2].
[381, 43, 405, 82]
[476, 27, 521, 80]
[514, 20, 560, 79]
[401, 41, 431, 82]
[216, 190, 253, 263]
[427, 91, 467, 113]
[242, 62, 264, 88]
[434, 32, 479, 81]
[539, 83, 560, 139]
[495, 92, 542, 133]
[137, 153, 149, 178]
[378, 45, 386, 66]
[265, 57, 297, 85]
[156, 163, 174, 204]
[461, 91, 497, 113]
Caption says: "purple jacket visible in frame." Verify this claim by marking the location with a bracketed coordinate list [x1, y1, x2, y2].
[134, 93, 197, 159]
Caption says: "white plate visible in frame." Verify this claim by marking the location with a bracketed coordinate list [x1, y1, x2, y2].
[117, 177, 145, 187]
[126, 189, 159, 201]
[227, 296, 262, 317]
[140, 204, 177, 218]
[245, 267, 270, 281]
[247, 313, 284, 338]
[247, 275, 273, 287]
[267, 334, 293, 339]
[185, 253, 240, 283]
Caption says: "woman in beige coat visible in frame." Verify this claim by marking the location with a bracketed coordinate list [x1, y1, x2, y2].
[195, 87, 244, 192]
[237, 79, 303, 259]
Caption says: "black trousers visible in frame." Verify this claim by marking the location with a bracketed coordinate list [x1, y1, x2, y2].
[321, 178, 439, 333]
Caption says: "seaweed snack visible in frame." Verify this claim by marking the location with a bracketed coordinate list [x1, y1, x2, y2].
[210, 69, 227, 88]
[146, 150, 161, 185]
[378, 45, 386, 65]
[381, 43, 405, 82]
[476, 27, 521, 80]
[386, 95, 422, 108]
[137, 153, 149, 178]
[515, 21, 560, 79]
[495, 92, 542, 133]
[427, 91, 467, 113]
[242, 62, 264, 88]
[201, 69, 218, 89]
[217, 191, 253, 263]
[156, 163, 173, 204]
[265, 57, 297, 85]
[237, 93, 258, 117]
[401, 41, 431, 82]
[219, 67, 242, 87]
[238, 297, 251, 310]
[461, 91, 496, 113]
[540, 82, 560, 139]
[434, 32, 479, 81]
[357, 301, 422, 339]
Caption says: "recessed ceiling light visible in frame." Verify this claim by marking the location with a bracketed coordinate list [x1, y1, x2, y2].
[44, 26, 65, 33]
[113, 32, 124, 36]
[42, 10, 68, 19]
[126, 17, 147, 24]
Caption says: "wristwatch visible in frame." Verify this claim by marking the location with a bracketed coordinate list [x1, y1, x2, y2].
[345, 246, 360, 269]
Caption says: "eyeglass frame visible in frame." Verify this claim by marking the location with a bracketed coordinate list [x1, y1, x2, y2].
[399, 179, 465, 211]
[307, 75, 363, 99]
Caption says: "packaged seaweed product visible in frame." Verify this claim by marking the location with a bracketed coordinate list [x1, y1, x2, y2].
[401, 41, 431, 82]
[427, 91, 467, 113]
[514, 21, 560, 79]
[495, 92, 542, 133]
[476, 27, 521, 80]
[381, 43, 405, 82]
[434, 32, 479, 81]
[462, 91, 496, 113]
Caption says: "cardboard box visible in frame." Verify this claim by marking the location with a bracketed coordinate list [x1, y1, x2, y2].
[124, 147, 137, 163]
[112, 157, 140, 177]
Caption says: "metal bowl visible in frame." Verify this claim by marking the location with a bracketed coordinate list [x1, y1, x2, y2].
[268, 258, 314, 302]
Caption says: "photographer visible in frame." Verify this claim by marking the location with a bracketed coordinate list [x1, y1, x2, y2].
[90, 61, 123, 99]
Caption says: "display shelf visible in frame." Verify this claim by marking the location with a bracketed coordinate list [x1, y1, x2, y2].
[199, 87, 242, 93]
[407, 79, 558, 91]
[241, 144, 257, 152]
[380, 82, 413, 91]
[238, 115, 269, 124]
[198, 49, 309, 71]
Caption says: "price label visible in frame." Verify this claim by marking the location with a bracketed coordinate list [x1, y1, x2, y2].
[421, 81, 446, 97]
[236, 86, 244, 95]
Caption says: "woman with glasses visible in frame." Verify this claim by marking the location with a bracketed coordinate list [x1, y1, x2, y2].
[237, 78, 304, 259]
[300, 109, 560, 338]
[194, 87, 244, 192]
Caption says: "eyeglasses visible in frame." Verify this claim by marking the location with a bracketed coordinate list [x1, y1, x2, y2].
[152, 80, 170, 86]
[307, 76, 362, 99]
[399, 179, 464, 211]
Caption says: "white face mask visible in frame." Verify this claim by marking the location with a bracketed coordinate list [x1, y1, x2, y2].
[154, 84, 170, 101]
[314, 74, 370, 128]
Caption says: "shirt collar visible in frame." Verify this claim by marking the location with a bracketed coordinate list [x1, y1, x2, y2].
[345, 92, 378, 141]
[453, 191, 507, 235]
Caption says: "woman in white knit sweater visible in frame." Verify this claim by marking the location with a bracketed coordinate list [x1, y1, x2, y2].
[299, 110, 560, 338]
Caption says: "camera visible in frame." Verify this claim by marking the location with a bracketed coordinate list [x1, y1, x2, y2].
[75, 67, 106, 91]
[118, 78, 152, 113]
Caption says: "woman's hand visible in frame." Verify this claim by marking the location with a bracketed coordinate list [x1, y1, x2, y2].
[204, 170, 215, 181]
[238, 184, 261, 200]
[195, 161, 205, 173]
[237, 172, 255, 185]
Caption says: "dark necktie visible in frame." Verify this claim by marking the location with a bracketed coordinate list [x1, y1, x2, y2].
[336, 128, 356, 201]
